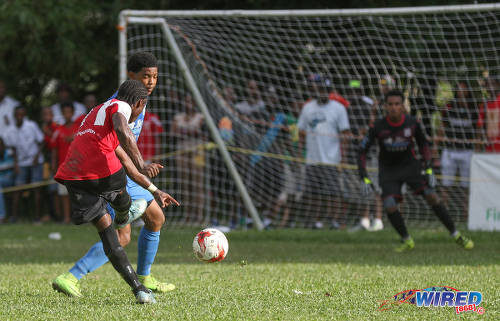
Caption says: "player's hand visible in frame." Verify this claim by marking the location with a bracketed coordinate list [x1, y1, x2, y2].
[360, 177, 374, 196]
[424, 168, 436, 188]
[153, 190, 180, 208]
[141, 163, 163, 178]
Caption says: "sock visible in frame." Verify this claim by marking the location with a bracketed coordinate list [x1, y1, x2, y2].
[69, 242, 109, 280]
[387, 210, 410, 239]
[137, 227, 160, 276]
[99, 225, 146, 294]
[432, 204, 456, 234]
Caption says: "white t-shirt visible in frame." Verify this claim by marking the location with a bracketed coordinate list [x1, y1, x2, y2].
[0, 96, 19, 137]
[50, 101, 87, 125]
[3, 119, 44, 166]
[298, 99, 350, 164]
[234, 99, 266, 116]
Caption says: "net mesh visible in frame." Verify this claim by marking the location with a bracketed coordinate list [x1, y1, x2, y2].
[123, 8, 500, 229]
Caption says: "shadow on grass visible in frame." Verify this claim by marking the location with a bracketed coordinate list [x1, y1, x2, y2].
[0, 224, 499, 266]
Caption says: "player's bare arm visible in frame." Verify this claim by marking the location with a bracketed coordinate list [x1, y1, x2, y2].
[115, 145, 179, 208]
[112, 111, 163, 178]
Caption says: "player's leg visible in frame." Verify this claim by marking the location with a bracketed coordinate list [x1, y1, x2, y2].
[407, 165, 474, 250]
[380, 172, 413, 252]
[127, 178, 175, 293]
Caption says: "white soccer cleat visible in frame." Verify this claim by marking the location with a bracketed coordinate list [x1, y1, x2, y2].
[369, 218, 384, 231]
[360, 217, 371, 230]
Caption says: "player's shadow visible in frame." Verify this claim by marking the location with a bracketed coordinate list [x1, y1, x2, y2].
[0, 225, 498, 266]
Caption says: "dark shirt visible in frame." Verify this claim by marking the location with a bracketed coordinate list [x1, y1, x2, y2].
[441, 100, 478, 150]
[358, 114, 431, 178]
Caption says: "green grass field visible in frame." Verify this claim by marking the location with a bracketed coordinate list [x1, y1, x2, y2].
[0, 224, 498, 320]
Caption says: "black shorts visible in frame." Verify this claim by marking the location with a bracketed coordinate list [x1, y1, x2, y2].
[61, 169, 131, 225]
[305, 164, 341, 196]
[379, 160, 429, 202]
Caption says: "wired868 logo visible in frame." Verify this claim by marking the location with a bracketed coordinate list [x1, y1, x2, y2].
[379, 286, 485, 315]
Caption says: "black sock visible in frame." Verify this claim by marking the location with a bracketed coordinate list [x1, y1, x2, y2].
[432, 204, 456, 234]
[99, 225, 147, 295]
[387, 210, 410, 239]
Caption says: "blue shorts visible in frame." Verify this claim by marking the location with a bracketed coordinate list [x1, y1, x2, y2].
[15, 164, 43, 186]
[107, 176, 154, 220]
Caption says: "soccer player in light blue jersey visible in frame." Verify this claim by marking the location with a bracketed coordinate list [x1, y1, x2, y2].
[52, 52, 176, 297]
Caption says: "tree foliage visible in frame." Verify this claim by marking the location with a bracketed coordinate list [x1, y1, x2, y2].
[0, 0, 485, 117]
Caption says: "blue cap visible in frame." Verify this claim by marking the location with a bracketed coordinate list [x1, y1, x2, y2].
[308, 73, 331, 87]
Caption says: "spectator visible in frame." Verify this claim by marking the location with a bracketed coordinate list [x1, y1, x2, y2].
[235, 80, 268, 128]
[298, 74, 350, 229]
[137, 112, 164, 162]
[373, 75, 396, 120]
[437, 81, 479, 217]
[345, 80, 383, 231]
[0, 137, 15, 224]
[0, 79, 19, 138]
[265, 94, 304, 228]
[50, 83, 86, 125]
[74, 93, 97, 125]
[223, 87, 237, 107]
[40, 106, 60, 222]
[478, 76, 500, 152]
[3, 106, 45, 222]
[171, 93, 205, 224]
[51, 102, 79, 224]
[83, 93, 97, 111]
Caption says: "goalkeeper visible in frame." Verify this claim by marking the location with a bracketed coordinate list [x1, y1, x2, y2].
[357, 89, 473, 252]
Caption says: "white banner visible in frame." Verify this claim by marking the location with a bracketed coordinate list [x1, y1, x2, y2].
[469, 154, 500, 231]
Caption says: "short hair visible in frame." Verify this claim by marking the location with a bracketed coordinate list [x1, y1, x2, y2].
[384, 89, 404, 103]
[56, 83, 73, 94]
[127, 52, 158, 73]
[14, 105, 25, 113]
[116, 80, 148, 106]
[60, 101, 74, 112]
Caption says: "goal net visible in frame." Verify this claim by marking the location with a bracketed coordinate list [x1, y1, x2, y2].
[120, 4, 500, 229]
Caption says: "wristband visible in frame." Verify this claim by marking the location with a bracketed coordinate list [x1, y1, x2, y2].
[147, 184, 158, 193]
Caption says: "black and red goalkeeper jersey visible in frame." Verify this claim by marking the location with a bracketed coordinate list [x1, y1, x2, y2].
[357, 114, 431, 178]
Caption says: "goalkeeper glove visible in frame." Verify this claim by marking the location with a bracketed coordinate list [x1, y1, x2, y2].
[360, 177, 374, 196]
[424, 168, 436, 188]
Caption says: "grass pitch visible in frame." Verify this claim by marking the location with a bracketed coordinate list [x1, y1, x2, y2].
[0, 224, 498, 320]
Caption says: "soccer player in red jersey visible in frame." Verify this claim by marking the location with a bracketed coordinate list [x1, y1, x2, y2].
[357, 89, 473, 252]
[54, 80, 179, 304]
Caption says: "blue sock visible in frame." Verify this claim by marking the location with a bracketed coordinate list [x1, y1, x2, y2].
[69, 242, 109, 280]
[137, 227, 160, 276]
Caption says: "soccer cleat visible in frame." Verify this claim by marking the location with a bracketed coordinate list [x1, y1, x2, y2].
[369, 218, 384, 232]
[360, 217, 371, 230]
[52, 272, 82, 298]
[114, 199, 148, 229]
[394, 237, 415, 253]
[138, 274, 176, 293]
[454, 233, 474, 250]
[135, 289, 156, 304]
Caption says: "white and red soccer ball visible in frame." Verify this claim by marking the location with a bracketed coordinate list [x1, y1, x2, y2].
[193, 228, 229, 263]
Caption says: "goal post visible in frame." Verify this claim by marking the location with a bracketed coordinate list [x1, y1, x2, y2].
[118, 4, 500, 229]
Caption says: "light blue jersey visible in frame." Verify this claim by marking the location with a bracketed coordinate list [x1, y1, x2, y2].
[107, 91, 153, 219]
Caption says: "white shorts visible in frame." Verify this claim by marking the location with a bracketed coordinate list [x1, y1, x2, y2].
[278, 164, 305, 202]
[440, 149, 472, 188]
[57, 183, 68, 196]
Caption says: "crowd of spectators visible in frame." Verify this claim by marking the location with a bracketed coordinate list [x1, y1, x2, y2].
[1, 72, 500, 228]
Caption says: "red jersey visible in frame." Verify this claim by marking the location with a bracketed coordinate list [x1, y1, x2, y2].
[137, 112, 164, 161]
[43, 121, 60, 149]
[51, 122, 79, 166]
[55, 99, 132, 181]
[477, 94, 500, 152]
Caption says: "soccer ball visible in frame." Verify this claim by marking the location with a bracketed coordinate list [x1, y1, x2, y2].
[192, 228, 229, 263]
